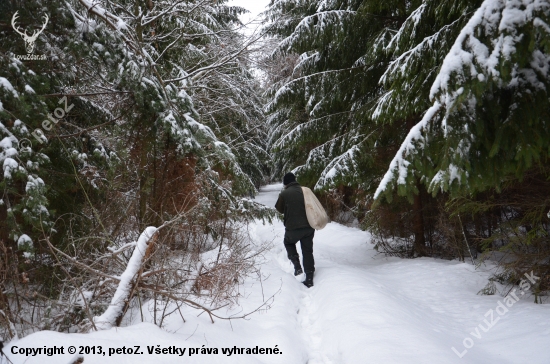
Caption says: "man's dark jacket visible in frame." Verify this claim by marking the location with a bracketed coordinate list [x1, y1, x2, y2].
[275, 182, 311, 230]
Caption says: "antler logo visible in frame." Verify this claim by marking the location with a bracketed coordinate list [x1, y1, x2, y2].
[11, 11, 49, 54]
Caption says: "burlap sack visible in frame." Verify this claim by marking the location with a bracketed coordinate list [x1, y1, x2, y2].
[302, 187, 329, 230]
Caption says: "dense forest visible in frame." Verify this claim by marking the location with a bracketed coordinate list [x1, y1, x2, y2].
[1, 0, 274, 337]
[1, 0, 549, 342]
[265, 0, 550, 294]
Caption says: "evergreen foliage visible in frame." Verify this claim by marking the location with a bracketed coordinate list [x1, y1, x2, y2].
[0, 0, 274, 338]
[265, 0, 550, 275]
[376, 0, 550, 200]
[1, 0, 272, 250]
[265, 0, 419, 195]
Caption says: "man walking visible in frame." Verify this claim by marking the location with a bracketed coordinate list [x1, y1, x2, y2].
[275, 172, 315, 287]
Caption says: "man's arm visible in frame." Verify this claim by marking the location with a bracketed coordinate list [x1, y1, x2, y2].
[275, 194, 284, 213]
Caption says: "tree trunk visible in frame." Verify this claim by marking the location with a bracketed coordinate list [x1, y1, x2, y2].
[138, 142, 149, 232]
[412, 180, 427, 257]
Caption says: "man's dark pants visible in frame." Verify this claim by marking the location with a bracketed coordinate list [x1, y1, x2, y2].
[284, 226, 315, 273]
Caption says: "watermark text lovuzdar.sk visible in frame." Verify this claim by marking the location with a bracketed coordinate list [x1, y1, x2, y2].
[451, 271, 540, 358]
[12, 11, 48, 60]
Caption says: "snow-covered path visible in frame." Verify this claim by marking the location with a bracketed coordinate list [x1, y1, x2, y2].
[250, 184, 550, 363]
[4, 184, 550, 364]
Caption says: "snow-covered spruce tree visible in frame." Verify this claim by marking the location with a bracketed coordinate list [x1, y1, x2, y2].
[0, 0, 130, 337]
[0, 0, 272, 247]
[190, 29, 271, 190]
[264, 0, 449, 244]
[376, 0, 550, 199]
[375, 0, 550, 284]
[93, 0, 273, 222]
[265, 0, 548, 259]
[0, 0, 125, 256]
[264, 0, 403, 189]
[362, 0, 485, 256]
[1, 0, 273, 338]
[265, 0, 360, 188]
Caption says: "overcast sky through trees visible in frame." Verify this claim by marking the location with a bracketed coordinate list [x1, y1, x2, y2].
[229, 0, 270, 34]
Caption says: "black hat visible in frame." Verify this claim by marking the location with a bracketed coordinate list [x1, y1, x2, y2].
[283, 172, 296, 186]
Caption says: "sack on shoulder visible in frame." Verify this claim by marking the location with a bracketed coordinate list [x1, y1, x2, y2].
[301, 187, 329, 230]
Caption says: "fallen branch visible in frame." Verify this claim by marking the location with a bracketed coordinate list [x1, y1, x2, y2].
[93, 226, 158, 330]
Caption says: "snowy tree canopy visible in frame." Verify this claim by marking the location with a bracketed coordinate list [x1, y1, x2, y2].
[375, 0, 550, 201]
[0, 0, 272, 248]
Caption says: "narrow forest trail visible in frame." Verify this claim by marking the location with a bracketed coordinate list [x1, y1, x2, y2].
[252, 184, 550, 364]
[4, 185, 549, 364]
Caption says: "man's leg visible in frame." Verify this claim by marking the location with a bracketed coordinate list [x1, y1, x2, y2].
[284, 230, 303, 275]
[299, 228, 315, 274]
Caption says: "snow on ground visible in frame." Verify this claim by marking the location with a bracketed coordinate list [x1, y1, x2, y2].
[3, 183, 550, 363]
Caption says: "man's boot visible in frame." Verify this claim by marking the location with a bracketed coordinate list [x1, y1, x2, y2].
[302, 272, 314, 288]
[289, 255, 303, 276]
